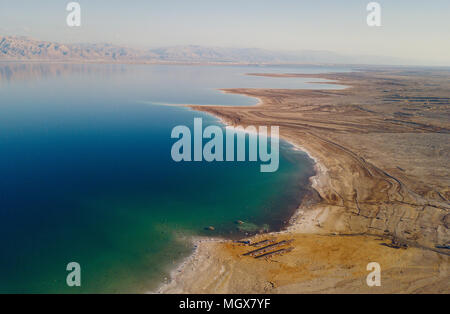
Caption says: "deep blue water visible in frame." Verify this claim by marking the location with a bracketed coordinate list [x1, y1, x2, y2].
[0, 63, 344, 293]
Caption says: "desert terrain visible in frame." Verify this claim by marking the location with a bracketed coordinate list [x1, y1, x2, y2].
[160, 67, 450, 293]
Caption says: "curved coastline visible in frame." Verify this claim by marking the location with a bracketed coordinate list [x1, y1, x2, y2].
[154, 139, 325, 294]
[154, 83, 331, 294]
[156, 68, 450, 294]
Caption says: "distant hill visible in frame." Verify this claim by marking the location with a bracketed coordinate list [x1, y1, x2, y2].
[0, 36, 158, 61]
[149, 46, 289, 63]
[0, 36, 409, 65]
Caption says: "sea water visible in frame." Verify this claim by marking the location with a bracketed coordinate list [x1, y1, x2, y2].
[0, 63, 346, 293]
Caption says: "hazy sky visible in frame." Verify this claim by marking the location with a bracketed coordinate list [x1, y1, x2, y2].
[1, 0, 449, 65]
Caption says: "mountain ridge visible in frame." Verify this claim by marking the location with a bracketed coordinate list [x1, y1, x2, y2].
[0, 35, 412, 65]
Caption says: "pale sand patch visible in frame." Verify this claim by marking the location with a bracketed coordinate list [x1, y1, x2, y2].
[159, 233, 449, 294]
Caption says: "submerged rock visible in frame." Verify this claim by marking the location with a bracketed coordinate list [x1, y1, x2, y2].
[236, 222, 270, 233]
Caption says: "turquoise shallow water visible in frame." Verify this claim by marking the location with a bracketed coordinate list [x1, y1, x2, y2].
[0, 63, 345, 293]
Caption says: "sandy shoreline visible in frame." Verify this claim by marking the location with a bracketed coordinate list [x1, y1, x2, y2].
[157, 68, 449, 293]
[154, 236, 225, 294]
[155, 112, 325, 294]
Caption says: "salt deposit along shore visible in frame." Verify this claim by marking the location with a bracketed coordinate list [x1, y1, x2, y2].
[158, 68, 450, 294]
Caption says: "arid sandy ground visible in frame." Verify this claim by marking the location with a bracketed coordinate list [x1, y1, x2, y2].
[160, 68, 449, 293]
